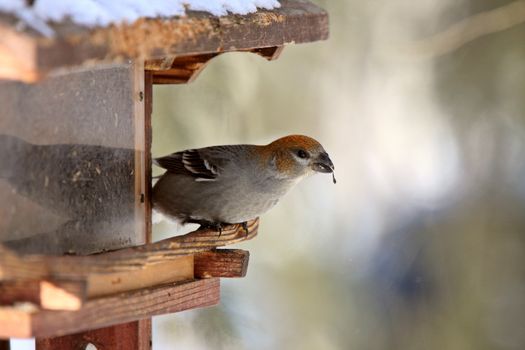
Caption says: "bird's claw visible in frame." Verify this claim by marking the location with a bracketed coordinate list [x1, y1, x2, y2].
[213, 222, 248, 238]
[197, 221, 223, 237]
[214, 223, 223, 237]
[241, 221, 249, 237]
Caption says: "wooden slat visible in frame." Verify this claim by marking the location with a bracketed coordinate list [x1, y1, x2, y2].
[0, 280, 85, 311]
[0, 255, 193, 309]
[86, 255, 193, 298]
[0, 0, 328, 82]
[0, 281, 40, 305]
[39, 281, 85, 311]
[0, 22, 40, 82]
[148, 46, 284, 85]
[195, 249, 250, 278]
[0, 278, 220, 338]
[133, 60, 148, 250]
[0, 218, 258, 282]
[0, 246, 47, 281]
[35, 320, 151, 350]
[144, 70, 153, 244]
[0, 307, 32, 338]
[150, 53, 218, 84]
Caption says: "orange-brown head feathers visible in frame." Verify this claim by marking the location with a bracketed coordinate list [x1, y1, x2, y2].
[262, 135, 335, 180]
[268, 135, 324, 152]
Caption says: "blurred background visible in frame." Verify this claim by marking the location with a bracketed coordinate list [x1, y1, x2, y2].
[150, 0, 525, 349]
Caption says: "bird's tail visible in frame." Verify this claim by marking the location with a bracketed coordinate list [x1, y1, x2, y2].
[0, 134, 29, 179]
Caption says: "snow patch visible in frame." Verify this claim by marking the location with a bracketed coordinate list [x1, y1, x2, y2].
[0, 0, 281, 30]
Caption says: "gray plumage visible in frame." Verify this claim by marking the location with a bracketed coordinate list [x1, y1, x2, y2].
[152, 135, 335, 225]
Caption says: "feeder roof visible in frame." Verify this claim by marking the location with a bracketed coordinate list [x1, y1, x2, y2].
[0, 0, 328, 82]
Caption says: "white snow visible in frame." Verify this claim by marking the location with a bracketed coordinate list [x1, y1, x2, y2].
[0, 0, 24, 12]
[0, 0, 281, 31]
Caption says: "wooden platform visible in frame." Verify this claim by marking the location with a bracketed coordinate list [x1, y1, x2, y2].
[0, 220, 257, 338]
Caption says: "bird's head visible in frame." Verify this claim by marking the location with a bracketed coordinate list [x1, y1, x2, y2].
[265, 135, 335, 181]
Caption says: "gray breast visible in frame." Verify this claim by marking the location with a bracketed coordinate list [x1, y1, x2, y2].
[152, 167, 294, 224]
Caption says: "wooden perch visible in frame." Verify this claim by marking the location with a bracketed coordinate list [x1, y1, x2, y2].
[195, 249, 250, 278]
[0, 249, 249, 311]
[0, 205, 237, 336]
[0, 219, 256, 313]
[0, 218, 258, 282]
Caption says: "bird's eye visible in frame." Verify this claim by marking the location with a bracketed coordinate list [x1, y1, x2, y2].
[296, 149, 309, 159]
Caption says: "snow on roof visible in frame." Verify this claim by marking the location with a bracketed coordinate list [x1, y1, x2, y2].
[0, 0, 281, 29]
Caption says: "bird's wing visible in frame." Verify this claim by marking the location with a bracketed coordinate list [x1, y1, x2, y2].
[154, 148, 226, 181]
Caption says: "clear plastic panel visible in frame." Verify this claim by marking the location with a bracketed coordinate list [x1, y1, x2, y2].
[0, 63, 145, 255]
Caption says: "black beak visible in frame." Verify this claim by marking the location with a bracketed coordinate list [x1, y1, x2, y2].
[312, 152, 335, 173]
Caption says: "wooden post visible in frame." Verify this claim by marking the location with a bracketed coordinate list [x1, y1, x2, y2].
[35, 321, 151, 350]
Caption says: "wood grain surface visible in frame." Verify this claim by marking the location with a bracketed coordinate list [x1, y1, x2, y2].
[0, 278, 220, 338]
[35, 320, 151, 350]
[0, 218, 258, 282]
[195, 249, 250, 278]
[0, 1, 328, 82]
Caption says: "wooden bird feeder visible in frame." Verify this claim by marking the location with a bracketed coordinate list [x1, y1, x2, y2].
[0, 1, 328, 348]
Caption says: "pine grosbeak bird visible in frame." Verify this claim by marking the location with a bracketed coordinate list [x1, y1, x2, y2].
[152, 135, 335, 230]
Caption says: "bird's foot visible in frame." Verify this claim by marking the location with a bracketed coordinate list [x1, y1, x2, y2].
[241, 221, 249, 237]
[191, 219, 224, 237]
[213, 223, 223, 237]
[194, 220, 248, 238]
